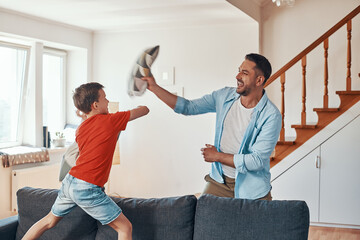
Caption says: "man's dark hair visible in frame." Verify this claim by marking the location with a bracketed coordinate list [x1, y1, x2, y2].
[73, 82, 104, 114]
[245, 53, 272, 84]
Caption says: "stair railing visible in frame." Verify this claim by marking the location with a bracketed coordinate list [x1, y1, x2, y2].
[264, 5, 360, 143]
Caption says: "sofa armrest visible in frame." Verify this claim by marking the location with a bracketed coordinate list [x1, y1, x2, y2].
[0, 215, 18, 240]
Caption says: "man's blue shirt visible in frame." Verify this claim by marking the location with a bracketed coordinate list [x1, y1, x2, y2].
[174, 87, 282, 199]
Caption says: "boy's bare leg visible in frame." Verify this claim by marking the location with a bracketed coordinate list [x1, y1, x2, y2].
[108, 213, 132, 240]
[22, 212, 62, 240]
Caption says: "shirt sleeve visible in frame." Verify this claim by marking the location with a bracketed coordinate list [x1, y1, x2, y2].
[174, 90, 221, 115]
[110, 111, 131, 132]
[233, 111, 282, 173]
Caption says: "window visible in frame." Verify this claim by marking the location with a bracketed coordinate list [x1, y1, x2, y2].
[42, 48, 67, 136]
[0, 42, 29, 148]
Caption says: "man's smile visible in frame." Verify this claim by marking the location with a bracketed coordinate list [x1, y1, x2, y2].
[237, 80, 244, 87]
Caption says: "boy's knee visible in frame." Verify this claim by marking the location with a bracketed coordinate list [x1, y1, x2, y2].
[45, 213, 61, 229]
[110, 217, 132, 237]
[123, 222, 132, 236]
[119, 221, 132, 235]
[127, 222, 133, 233]
[46, 219, 57, 229]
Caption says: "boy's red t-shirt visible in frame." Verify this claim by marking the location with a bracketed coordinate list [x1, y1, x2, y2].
[69, 111, 130, 187]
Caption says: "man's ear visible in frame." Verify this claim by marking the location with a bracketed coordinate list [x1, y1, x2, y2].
[256, 76, 265, 86]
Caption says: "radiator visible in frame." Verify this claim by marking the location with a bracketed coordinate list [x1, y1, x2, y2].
[11, 163, 110, 212]
[11, 163, 61, 212]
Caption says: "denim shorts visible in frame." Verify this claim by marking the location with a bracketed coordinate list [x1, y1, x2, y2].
[51, 174, 122, 225]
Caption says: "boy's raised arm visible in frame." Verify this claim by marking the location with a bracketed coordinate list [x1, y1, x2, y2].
[129, 106, 149, 121]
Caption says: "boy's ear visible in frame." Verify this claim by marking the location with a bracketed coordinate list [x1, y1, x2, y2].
[91, 101, 98, 110]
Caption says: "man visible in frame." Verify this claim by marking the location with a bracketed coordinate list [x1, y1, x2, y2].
[142, 53, 281, 200]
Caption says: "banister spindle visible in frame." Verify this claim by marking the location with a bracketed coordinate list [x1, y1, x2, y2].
[323, 38, 329, 108]
[346, 19, 352, 91]
[280, 73, 285, 141]
[301, 56, 307, 125]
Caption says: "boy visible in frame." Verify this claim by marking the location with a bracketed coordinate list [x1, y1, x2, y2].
[23, 82, 149, 240]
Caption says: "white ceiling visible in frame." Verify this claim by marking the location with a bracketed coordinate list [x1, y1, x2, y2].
[0, 0, 258, 32]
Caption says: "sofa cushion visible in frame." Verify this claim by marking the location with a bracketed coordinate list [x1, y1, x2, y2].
[0, 215, 18, 239]
[15, 187, 98, 240]
[95, 195, 197, 240]
[193, 194, 309, 240]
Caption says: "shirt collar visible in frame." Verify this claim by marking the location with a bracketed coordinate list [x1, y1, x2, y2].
[254, 90, 268, 113]
[224, 89, 240, 103]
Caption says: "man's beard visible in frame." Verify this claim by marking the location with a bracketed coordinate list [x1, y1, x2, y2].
[236, 87, 251, 96]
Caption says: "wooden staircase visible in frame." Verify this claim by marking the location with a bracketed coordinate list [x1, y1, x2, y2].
[265, 5, 360, 168]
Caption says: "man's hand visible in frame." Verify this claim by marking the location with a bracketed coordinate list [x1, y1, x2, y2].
[201, 144, 235, 167]
[142, 76, 158, 92]
[201, 144, 219, 163]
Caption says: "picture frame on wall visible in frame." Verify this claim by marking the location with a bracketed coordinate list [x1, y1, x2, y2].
[156, 66, 174, 86]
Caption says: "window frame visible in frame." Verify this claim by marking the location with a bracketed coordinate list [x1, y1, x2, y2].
[0, 41, 31, 148]
[42, 47, 67, 134]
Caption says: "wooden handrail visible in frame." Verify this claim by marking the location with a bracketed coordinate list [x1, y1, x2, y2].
[265, 5, 360, 87]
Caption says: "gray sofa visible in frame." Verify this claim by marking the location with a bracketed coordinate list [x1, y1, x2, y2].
[0, 187, 310, 240]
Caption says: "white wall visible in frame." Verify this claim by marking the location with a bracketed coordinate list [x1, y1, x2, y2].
[261, 0, 360, 137]
[0, 9, 93, 218]
[93, 21, 259, 198]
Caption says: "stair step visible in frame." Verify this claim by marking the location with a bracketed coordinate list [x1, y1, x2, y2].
[291, 123, 317, 129]
[336, 90, 360, 95]
[277, 140, 295, 145]
[313, 107, 339, 112]
[336, 91, 360, 109]
[314, 108, 342, 128]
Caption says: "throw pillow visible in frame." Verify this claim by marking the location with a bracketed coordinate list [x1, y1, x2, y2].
[128, 45, 160, 96]
[58, 142, 79, 181]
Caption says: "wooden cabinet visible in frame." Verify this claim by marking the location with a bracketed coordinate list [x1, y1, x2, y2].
[271, 115, 360, 226]
[271, 147, 320, 222]
[319, 115, 360, 225]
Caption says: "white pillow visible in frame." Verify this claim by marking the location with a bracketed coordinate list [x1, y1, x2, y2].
[128, 45, 160, 96]
[58, 142, 78, 181]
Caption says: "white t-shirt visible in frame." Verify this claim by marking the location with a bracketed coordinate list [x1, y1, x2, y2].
[220, 97, 254, 178]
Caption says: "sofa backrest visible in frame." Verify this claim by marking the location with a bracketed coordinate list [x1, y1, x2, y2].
[15, 187, 197, 240]
[15, 187, 309, 240]
[16, 187, 98, 240]
[95, 195, 197, 240]
[193, 194, 310, 240]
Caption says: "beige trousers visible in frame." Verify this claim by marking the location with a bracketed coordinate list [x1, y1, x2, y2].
[202, 174, 272, 200]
